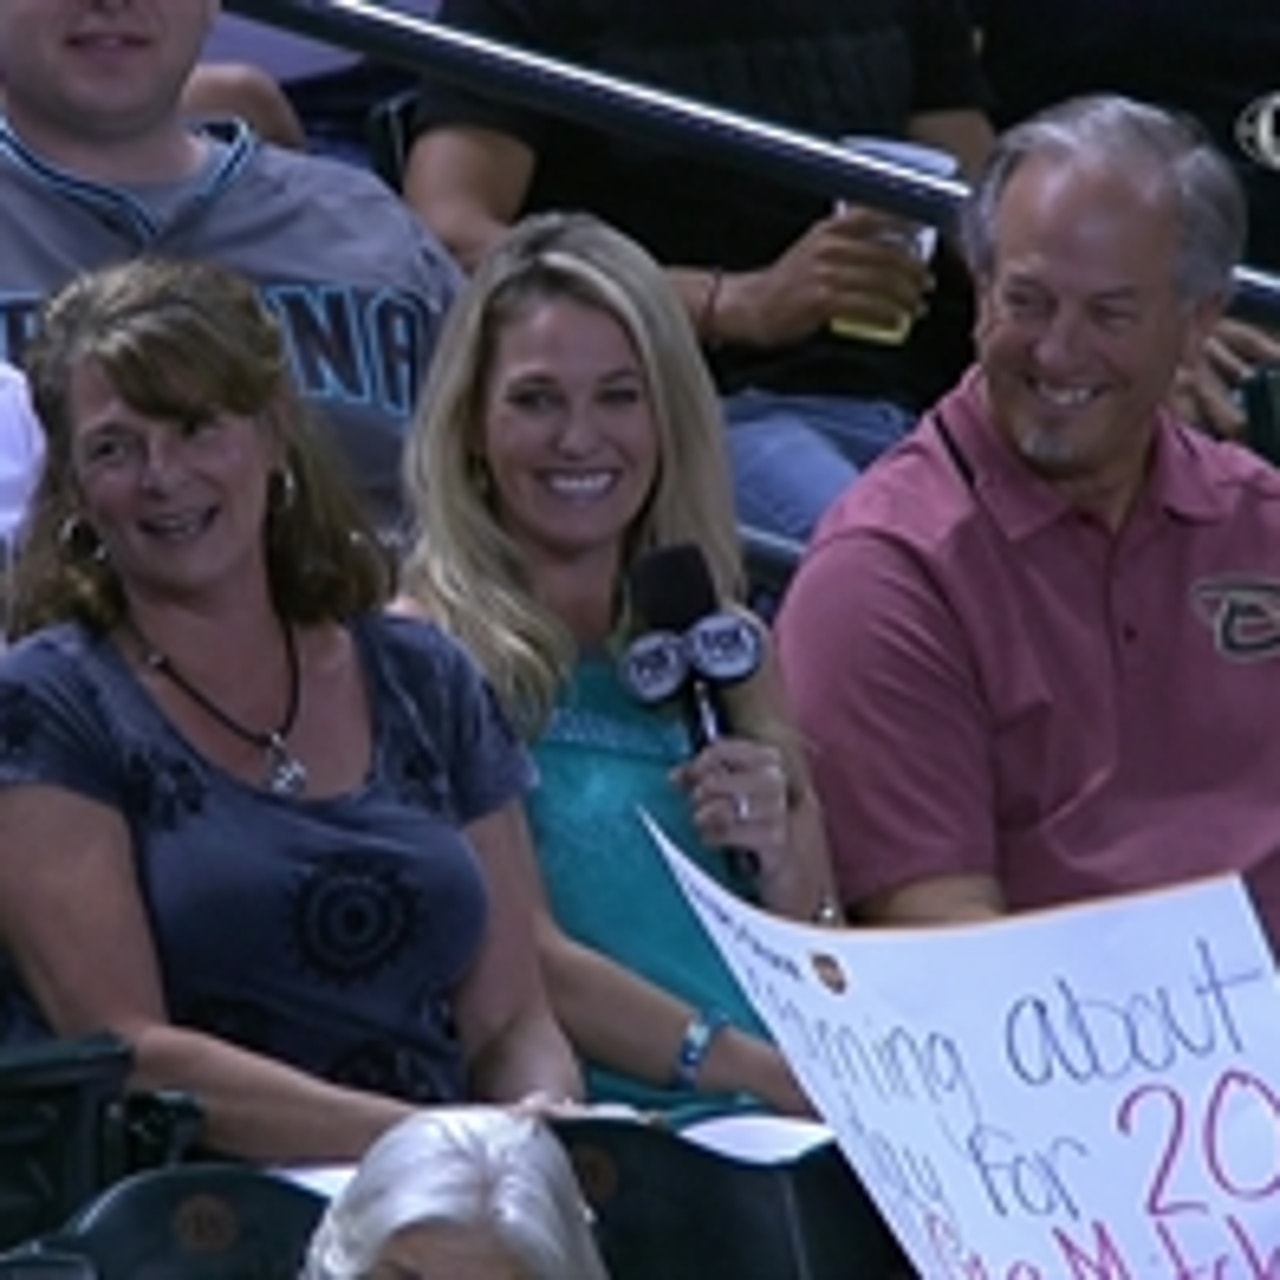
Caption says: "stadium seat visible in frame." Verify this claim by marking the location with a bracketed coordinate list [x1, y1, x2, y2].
[0, 1036, 132, 1251]
[739, 522, 805, 621]
[552, 1114, 907, 1279]
[23, 1164, 325, 1280]
[0, 1253, 94, 1279]
[366, 87, 418, 189]
[0, 1034, 205, 1253]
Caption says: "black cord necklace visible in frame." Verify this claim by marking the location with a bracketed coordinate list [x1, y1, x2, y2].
[132, 617, 308, 797]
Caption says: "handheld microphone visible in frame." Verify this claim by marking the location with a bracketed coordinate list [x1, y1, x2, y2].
[621, 543, 764, 886]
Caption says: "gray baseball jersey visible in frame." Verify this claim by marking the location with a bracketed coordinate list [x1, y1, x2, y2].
[0, 119, 462, 534]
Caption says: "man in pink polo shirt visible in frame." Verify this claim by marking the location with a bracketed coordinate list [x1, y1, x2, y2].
[776, 94, 1280, 948]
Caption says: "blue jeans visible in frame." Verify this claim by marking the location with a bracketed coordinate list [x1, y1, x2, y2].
[723, 389, 916, 542]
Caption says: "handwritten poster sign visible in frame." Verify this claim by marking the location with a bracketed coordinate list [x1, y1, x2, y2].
[645, 817, 1280, 1277]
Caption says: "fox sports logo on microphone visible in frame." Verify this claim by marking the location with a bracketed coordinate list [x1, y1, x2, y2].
[1237, 92, 1280, 170]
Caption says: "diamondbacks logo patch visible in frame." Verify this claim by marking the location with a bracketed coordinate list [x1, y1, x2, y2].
[1192, 577, 1280, 661]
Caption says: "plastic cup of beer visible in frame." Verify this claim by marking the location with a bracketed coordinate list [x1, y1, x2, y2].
[831, 136, 959, 344]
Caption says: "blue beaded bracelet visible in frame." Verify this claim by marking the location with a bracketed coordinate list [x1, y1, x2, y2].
[671, 1008, 731, 1090]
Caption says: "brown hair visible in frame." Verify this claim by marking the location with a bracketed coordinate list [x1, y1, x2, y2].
[15, 256, 391, 635]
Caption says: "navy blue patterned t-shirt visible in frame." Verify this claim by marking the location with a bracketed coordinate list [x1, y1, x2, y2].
[0, 612, 532, 1103]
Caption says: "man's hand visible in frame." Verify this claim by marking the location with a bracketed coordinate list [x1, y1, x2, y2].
[1170, 316, 1280, 441]
[718, 206, 935, 347]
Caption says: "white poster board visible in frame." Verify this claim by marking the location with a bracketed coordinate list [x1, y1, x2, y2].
[646, 817, 1280, 1277]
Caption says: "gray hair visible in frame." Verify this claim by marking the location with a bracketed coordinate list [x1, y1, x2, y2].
[960, 94, 1246, 303]
[301, 1108, 610, 1280]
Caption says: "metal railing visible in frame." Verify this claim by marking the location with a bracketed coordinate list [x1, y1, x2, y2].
[226, 0, 1280, 324]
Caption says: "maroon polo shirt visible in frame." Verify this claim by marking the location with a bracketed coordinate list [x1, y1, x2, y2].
[779, 368, 1280, 947]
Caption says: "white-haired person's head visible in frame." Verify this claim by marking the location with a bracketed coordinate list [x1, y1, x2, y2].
[301, 1107, 611, 1280]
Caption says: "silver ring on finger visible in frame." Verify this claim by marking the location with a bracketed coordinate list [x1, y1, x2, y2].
[734, 792, 751, 823]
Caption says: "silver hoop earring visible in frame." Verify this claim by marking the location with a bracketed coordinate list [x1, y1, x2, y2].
[57, 514, 107, 563]
[270, 467, 298, 513]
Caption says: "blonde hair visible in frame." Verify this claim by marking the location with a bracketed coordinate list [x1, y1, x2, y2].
[400, 213, 806, 789]
[400, 212, 751, 727]
[302, 1108, 610, 1280]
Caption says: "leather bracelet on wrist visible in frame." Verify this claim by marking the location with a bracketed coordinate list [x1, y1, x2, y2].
[698, 267, 724, 348]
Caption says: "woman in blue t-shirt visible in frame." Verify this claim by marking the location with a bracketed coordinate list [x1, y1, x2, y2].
[0, 257, 580, 1164]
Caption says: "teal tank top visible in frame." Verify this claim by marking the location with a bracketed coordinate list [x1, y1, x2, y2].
[528, 655, 767, 1116]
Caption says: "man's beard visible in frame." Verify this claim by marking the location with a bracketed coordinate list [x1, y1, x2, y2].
[1016, 423, 1083, 474]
